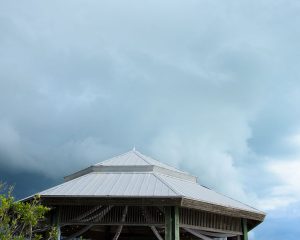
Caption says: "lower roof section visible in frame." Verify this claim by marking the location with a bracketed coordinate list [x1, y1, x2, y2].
[40, 172, 263, 213]
[37, 171, 265, 222]
[40, 195, 264, 223]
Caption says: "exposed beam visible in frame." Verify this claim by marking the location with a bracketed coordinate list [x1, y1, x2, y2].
[64, 206, 112, 239]
[62, 206, 113, 226]
[151, 226, 164, 240]
[179, 224, 242, 236]
[113, 225, 123, 239]
[183, 228, 213, 240]
[82, 206, 112, 222]
[71, 205, 102, 221]
[189, 229, 237, 238]
[112, 206, 128, 240]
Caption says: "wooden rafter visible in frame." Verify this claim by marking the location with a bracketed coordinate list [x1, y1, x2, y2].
[150, 226, 164, 240]
[183, 227, 213, 240]
[112, 206, 128, 240]
[196, 229, 237, 238]
[72, 205, 102, 221]
[82, 206, 112, 222]
[64, 206, 112, 239]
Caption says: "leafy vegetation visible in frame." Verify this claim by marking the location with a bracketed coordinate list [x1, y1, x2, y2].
[0, 183, 57, 240]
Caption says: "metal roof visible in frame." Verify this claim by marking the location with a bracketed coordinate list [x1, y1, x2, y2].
[40, 172, 177, 197]
[38, 150, 264, 217]
[64, 150, 196, 182]
[155, 173, 262, 213]
[94, 150, 186, 174]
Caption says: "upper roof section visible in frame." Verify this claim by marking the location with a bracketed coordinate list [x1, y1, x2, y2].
[95, 150, 184, 172]
[64, 150, 197, 182]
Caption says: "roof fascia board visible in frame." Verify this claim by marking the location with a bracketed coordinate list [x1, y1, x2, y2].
[64, 165, 197, 182]
[181, 198, 265, 222]
[64, 166, 155, 181]
[40, 196, 183, 206]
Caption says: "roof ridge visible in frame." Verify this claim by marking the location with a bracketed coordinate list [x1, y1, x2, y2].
[152, 172, 181, 196]
[133, 150, 154, 165]
[134, 150, 183, 171]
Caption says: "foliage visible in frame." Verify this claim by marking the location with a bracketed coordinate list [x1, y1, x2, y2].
[0, 182, 57, 240]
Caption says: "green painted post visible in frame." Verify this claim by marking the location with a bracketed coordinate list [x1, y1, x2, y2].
[242, 219, 248, 240]
[165, 207, 179, 240]
[165, 207, 172, 240]
[53, 207, 61, 240]
[172, 207, 179, 240]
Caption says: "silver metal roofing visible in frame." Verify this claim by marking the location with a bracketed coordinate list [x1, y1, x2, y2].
[95, 150, 185, 174]
[64, 150, 196, 182]
[39, 150, 264, 216]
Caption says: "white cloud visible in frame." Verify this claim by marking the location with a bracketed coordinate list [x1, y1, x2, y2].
[260, 160, 300, 210]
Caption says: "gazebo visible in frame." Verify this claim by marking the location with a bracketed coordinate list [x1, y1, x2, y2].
[26, 149, 265, 240]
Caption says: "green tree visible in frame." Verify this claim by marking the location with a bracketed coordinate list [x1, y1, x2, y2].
[0, 183, 57, 240]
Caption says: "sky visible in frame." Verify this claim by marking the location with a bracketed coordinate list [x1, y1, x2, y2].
[0, 0, 300, 239]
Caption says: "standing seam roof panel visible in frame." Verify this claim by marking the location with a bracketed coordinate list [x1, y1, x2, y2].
[40, 172, 178, 197]
[157, 173, 263, 213]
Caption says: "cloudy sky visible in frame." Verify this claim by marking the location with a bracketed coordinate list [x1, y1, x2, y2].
[1, 0, 300, 239]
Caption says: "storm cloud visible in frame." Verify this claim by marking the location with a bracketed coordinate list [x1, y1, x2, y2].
[1, 1, 300, 239]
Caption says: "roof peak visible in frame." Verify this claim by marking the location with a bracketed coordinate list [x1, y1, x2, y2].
[64, 150, 197, 182]
[95, 149, 188, 174]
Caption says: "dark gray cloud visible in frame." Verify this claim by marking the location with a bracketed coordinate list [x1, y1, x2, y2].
[1, 1, 300, 239]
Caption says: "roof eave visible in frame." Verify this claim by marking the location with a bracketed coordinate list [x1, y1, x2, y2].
[34, 195, 265, 222]
[181, 197, 266, 222]
[38, 195, 183, 207]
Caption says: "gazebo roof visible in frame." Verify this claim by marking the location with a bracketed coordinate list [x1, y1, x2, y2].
[94, 150, 187, 174]
[38, 150, 265, 222]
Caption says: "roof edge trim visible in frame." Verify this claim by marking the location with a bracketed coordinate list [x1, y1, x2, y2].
[64, 165, 197, 182]
[181, 198, 266, 222]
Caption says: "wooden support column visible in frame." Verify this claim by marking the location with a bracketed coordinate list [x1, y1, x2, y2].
[165, 206, 179, 240]
[242, 219, 248, 240]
